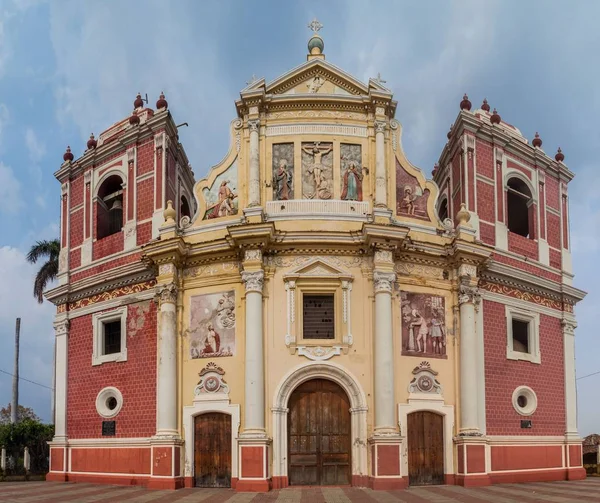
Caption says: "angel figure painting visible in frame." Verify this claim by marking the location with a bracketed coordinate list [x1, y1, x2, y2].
[400, 292, 447, 358]
[188, 291, 236, 359]
[395, 159, 430, 219]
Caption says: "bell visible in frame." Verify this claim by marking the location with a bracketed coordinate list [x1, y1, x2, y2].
[110, 199, 123, 211]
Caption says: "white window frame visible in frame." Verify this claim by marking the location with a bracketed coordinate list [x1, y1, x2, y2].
[505, 305, 540, 364]
[92, 306, 128, 366]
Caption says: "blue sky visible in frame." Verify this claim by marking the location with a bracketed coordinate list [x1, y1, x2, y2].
[0, 0, 598, 435]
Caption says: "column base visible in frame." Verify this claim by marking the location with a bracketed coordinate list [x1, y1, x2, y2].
[455, 474, 491, 487]
[368, 476, 407, 490]
[149, 436, 183, 487]
[272, 476, 288, 489]
[146, 477, 185, 490]
[243, 206, 263, 223]
[567, 467, 586, 480]
[368, 433, 403, 487]
[237, 434, 271, 492]
[373, 207, 393, 223]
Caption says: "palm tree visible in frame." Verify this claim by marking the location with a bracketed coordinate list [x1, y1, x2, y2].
[26, 239, 60, 303]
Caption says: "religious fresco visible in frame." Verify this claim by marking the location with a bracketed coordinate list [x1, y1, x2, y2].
[202, 161, 238, 219]
[188, 291, 236, 359]
[302, 141, 333, 200]
[340, 144, 363, 201]
[272, 143, 294, 200]
[395, 159, 430, 219]
[400, 292, 446, 358]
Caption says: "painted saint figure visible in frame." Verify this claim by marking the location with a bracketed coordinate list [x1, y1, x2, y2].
[302, 142, 333, 195]
[202, 324, 221, 355]
[410, 309, 429, 353]
[274, 159, 293, 200]
[402, 186, 416, 215]
[341, 162, 363, 201]
[430, 310, 445, 354]
[206, 180, 237, 219]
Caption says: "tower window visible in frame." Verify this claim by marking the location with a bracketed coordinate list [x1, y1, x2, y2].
[506, 177, 533, 238]
[181, 195, 191, 219]
[438, 198, 448, 222]
[97, 175, 124, 239]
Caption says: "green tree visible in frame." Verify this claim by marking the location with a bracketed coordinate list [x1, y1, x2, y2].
[0, 404, 41, 424]
[26, 239, 60, 303]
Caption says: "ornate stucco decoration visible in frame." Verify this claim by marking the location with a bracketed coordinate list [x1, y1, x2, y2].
[296, 345, 343, 361]
[408, 361, 443, 398]
[194, 362, 230, 401]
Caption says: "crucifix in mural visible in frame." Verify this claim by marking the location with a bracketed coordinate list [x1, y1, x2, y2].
[400, 292, 447, 359]
[302, 141, 333, 200]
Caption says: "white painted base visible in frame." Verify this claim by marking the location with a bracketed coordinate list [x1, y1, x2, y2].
[80, 239, 92, 266]
[495, 222, 508, 250]
[152, 210, 164, 239]
[562, 248, 573, 275]
[538, 239, 549, 266]
[469, 211, 480, 240]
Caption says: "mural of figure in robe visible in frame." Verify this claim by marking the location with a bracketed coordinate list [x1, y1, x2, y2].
[302, 141, 333, 199]
[272, 143, 295, 200]
[188, 290, 236, 358]
[341, 144, 363, 201]
[202, 161, 239, 220]
[400, 291, 446, 358]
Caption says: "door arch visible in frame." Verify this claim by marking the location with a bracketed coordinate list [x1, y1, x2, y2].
[194, 412, 232, 487]
[407, 411, 444, 486]
[288, 379, 351, 485]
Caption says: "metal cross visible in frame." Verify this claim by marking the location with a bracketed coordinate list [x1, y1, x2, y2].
[374, 72, 387, 84]
[308, 18, 323, 33]
[246, 74, 258, 86]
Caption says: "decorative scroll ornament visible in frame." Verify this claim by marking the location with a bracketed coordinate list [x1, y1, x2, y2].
[241, 270, 264, 293]
[458, 284, 480, 305]
[296, 345, 342, 361]
[158, 283, 177, 305]
[373, 271, 396, 293]
[194, 362, 229, 396]
[408, 361, 442, 395]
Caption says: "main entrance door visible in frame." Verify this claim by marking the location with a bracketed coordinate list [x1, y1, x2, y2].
[407, 411, 444, 486]
[194, 413, 231, 488]
[288, 379, 351, 485]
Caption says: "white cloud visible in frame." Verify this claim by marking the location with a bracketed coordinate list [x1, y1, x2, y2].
[25, 128, 46, 163]
[0, 162, 22, 214]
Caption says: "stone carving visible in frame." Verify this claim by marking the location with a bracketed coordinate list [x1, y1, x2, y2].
[265, 254, 365, 269]
[401, 292, 446, 358]
[340, 144, 363, 201]
[158, 263, 175, 276]
[183, 262, 239, 279]
[302, 142, 333, 200]
[158, 283, 177, 305]
[408, 361, 442, 395]
[441, 218, 455, 237]
[458, 284, 480, 305]
[395, 262, 444, 280]
[179, 215, 192, 229]
[374, 121, 386, 134]
[390, 120, 399, 151]
[267, 110, 367, 121]
[374, 249, 393, 265]
[248, 119, 260, 133]
[296, 345, 343, 361]
[202, 160, 238, 220]
[53, 319, 70, 336]
[373, 271, 396, 293]
[561, 319, 576, 336]
[244, 249, 262, 263]
[188, 291, 236, 359]
[396, 159, 430, 219]
[459, 264, 477, 278]
[272, 143, 294, 200]
[194, 362, 229, 396]
[307, 75, 325, 93]
[242, 270, 264, 293]
[68, 280, 157, 311]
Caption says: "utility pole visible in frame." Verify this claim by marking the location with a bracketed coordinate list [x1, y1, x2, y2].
[11, 318, 20, 424]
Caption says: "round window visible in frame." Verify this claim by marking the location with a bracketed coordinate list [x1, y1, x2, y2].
[512, 386, 537, 416]
[96, 387, 123, 418]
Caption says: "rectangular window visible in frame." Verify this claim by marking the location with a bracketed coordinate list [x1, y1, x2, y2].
[103, 321, 122, 355]
[511, 319, 530, 354]
[303, 294, 335, 340]
[505, 306, 540, 364]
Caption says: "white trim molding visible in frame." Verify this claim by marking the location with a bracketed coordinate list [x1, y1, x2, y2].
[512, 386, 538, 416]
[95, 387, 124, 418]
[505, 305, 541, 364]
[92, 306, 128, 366]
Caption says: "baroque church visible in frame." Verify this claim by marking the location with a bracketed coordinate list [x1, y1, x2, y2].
[46, 22, 586, 491]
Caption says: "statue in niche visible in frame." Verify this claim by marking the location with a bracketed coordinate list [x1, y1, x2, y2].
[341, 162, 363, 201]
[307, 75, 325, 93]
[274, 159, 293, 200]
[302, 142, 333, 199]
[272, 143, 294, 200]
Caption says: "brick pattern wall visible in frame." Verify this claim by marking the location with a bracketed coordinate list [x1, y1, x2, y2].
[493, 253, 562, 282]
[136, 138, 155, 176]
[483, 299, 565, 436]
[92, 230, 124, 261]
[476, 181, 495, 223]
[547, 214, 561, 249]
[507, 232, 538, 261]
[480, 221, 495, 246]
[476, 138, 494, 179]
[70, 209, 84, 248]
[71, 176, 84, 207]
[550, 249, 562, 270]
[69, 248, 81, 270]
[507, 160, 533, 179]
[70, 253, 142, 283]
[545, 176, 560, 210]
[136, 178, 155, 221]
[136, 221, 152, 247]
[67, 299, 157, 439]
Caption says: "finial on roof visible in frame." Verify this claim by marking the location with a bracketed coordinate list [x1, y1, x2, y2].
[555, 147, 565, 163]
[432, 163, 439, 177]
[490, 108, 501, 125]
[481, 98, 490, 112]
[129, 110, 140, 126]
[87, 133, 97, 150]
[532, 132, 542, 148]
[156, 92, 168, 110]
[134, 93, 144, 109]
[307, 18, 325, 60]
[447, 124, 452, 140]
[63, 146, 74, 162]
[460, 94, 472, 111]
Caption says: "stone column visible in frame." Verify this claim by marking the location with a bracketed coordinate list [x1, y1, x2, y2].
[562, 319, 578, 440]
[156, 283, 179, 436]
[53, 318, 69, 442]
[374, 121, 387, 207]
[458, 283, 481, 435]
[248, 119, 260, 207]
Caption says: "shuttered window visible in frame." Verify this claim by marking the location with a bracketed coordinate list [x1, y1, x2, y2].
[303, 294, 335, 340]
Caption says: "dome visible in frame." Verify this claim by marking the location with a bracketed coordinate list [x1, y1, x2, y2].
[308, 35, 324, 55]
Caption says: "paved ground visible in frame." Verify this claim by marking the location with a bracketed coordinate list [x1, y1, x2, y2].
[1, 479, 600, 503]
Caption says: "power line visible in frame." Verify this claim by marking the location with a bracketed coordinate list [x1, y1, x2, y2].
[577, 370, 600, 381]
[0, 369, 53, 391]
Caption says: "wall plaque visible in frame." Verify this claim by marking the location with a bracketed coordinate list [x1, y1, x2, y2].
[520, 420, 532, 429]
[102, 420, 116, 436]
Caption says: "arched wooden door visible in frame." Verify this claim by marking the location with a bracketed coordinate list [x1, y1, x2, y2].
[194, 412, 231, 488]
[288, 379, 351, 485]
[407, 411, 444, 486]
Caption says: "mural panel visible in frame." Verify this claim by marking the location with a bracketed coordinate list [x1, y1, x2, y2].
[272, 143, 294, 200]
[400, 292, 446, 358]
[188, 291, 236, 358]
[302, 141, 333, 200]
[202, 161, 238, 219]
[396, 159, 430, 219]
[340, 143, 363, 201]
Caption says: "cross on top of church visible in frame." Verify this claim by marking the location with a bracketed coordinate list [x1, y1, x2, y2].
[374, 72, 387, 84]
[246, 74, 258, 86]
[308, 18, 323, 33]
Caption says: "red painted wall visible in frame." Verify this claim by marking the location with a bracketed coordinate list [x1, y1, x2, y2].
[483, 299, 565, 436]
[475, 138, 494, 179]
[71, 447, 151, 474]
[67, 299, 157, 439]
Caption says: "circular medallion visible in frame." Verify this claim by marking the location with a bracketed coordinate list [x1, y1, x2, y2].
[417, 375, 433, 392]
[204, 376, 220, 393]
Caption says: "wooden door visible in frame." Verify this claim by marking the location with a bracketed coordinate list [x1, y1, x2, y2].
[194, 413, 231, 488]
[407, 411, 444, 486]
[288, 379, 351, 485]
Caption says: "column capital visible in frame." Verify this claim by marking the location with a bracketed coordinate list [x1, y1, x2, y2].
[458, 284, 480, 305]
[373, 248, 394, 266]
[242, 270, 264, 294]
[248, 119, 260, 132]
[157, 283, 177, 305]
[561, 319, 576, 336]
[374, 120, 386, 134]
[373, 271, 396, 293]
[53, 319, 70, 336]
[243, 248, 263, 264]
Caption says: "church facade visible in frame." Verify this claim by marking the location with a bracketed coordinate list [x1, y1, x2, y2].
[46, 25, 586, 491]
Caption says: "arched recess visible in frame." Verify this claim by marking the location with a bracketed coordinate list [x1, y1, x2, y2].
[504, 171, 536, 239]
[272, 361, 368, 482]
[95, 173, 125, 239]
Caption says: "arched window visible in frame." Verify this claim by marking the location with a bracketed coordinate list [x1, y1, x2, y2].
[506, 177, 533, 238]
[181, 195, 191, 219]
[437, 198, 448, 222]
[97, 175, 124, 239]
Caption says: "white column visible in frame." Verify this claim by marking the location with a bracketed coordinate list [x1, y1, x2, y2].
[156, 283, 178, 436]
[373, 270, 397, 432]
[248, 119, 260, 207]
[241, 270, 265, 433]
[458, 284, 481, 435]
[375, 121, 387, 207]
[53, 318, 69, 442]
[562, 319, 579, 440]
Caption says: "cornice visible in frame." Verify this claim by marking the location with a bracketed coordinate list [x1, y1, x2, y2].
[141, 236, 189, 267]
[226, 222, 275, 249]
[362, 223, 410, 249]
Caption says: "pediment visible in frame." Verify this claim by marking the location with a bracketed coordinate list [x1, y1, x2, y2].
[284, 257, 353, 280]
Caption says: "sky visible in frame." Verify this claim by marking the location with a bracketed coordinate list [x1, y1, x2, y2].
[0, 0, 598, 435]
